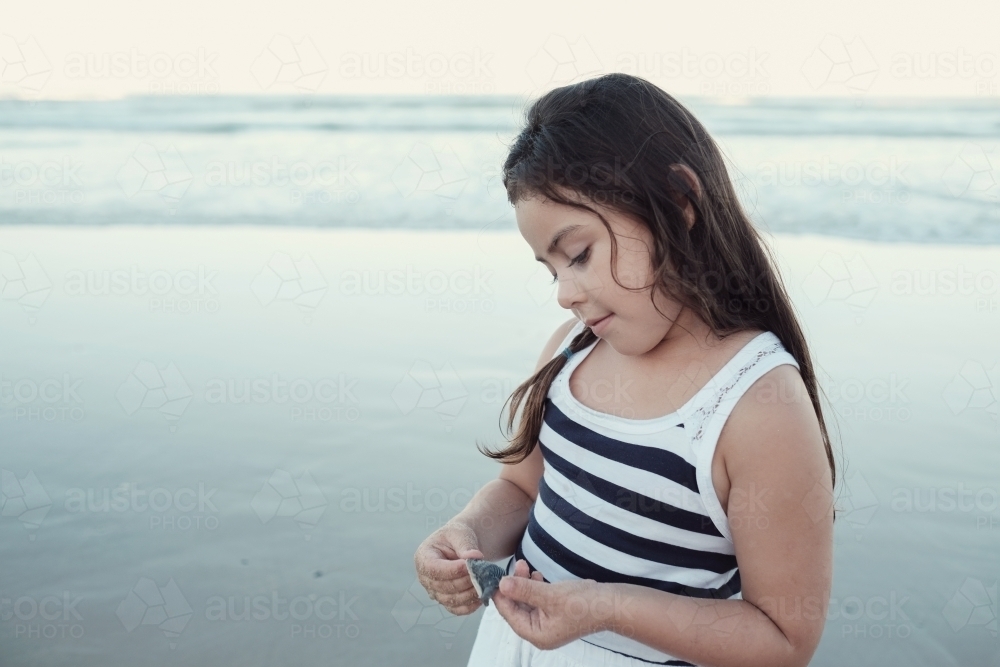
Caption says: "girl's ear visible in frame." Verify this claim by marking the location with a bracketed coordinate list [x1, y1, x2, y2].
[668, 164, 704, 231]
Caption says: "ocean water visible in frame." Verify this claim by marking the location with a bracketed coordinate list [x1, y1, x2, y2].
[1, 96, 999, 667]
[1, 95, 999, 241]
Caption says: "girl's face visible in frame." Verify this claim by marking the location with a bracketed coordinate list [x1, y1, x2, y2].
[516, 193, 683, 357]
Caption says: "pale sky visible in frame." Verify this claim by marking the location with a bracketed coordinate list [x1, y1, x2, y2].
[3, 0, 999, 99]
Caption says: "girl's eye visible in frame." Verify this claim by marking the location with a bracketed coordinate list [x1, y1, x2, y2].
[568, 247, 590, 268]
[549, 248, 590, 284]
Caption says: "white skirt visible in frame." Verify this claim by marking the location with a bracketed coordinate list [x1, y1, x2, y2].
[466, 602, 677, 667]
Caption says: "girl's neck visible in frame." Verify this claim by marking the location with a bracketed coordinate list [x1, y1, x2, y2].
[654, 305, 721, 356]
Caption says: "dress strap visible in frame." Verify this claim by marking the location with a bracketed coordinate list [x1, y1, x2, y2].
[688, 333, 799, 444]
[686, 331, 801, 542]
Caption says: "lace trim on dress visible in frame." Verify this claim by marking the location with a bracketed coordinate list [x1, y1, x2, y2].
[690, 342, 781, 444]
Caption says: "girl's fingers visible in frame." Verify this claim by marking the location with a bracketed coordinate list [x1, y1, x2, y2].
[433, 588, 482, 608]
[491, 590, 514, 616]
[417, 552, 473, 583]
[493, 591, 533, 626]
[418, 571, 477, 596]
[499, 575, 555, 615]
[445, 599, 483, 616]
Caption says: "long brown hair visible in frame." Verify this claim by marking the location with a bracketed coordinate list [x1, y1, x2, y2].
[478, 73, 838, 491]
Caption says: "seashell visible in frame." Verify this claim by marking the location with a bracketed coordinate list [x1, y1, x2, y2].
[465, 558, 506, 606]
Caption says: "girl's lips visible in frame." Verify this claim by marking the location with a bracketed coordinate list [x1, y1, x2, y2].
[591, 313, 613, 335]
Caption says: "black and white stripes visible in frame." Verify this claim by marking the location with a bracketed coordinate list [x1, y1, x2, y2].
[507, 321, 801, 666]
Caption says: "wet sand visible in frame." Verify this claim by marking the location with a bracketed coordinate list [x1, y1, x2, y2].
[1, 225, 998, 666]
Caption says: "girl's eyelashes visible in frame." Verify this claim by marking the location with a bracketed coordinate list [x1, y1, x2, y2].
[570, 247, 591, 267]
[549, 247, 590, 284]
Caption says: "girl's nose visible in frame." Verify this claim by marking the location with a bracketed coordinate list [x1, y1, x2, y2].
[556, 273, 585, 310]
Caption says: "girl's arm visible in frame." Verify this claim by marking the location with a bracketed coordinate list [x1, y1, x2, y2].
[415, 319, 578, 613]
[444, 317, 579, 561]
[497, 364, 833, 667]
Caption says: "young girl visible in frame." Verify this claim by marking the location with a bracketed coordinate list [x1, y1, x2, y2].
[414, 73, 835, 667]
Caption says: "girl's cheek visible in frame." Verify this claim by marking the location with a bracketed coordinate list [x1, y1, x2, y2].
[582, 268, 604, 292]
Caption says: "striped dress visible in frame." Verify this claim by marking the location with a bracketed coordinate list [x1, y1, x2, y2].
[505, 320, 801, 666]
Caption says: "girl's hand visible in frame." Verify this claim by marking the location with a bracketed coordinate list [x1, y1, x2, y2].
[413, 520, 486, 615]
[492, 559, 609, 650]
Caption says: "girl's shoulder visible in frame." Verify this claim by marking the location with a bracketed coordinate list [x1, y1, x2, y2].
[712, 330, 807, 440]
[692, 328, 803, 439]
[685, 327, 782, 382]
[722, 328, 797, 370]
[722, 327, 769, 348]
